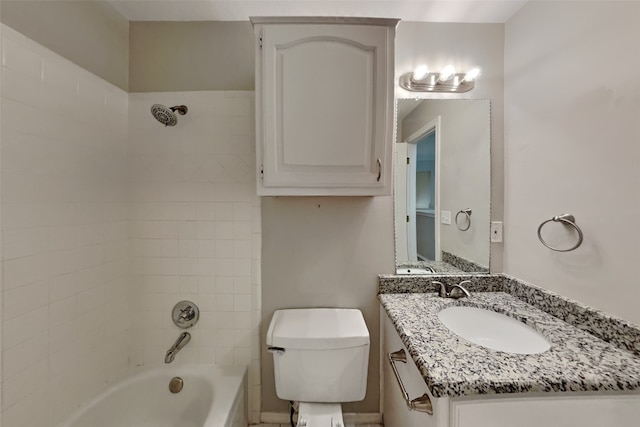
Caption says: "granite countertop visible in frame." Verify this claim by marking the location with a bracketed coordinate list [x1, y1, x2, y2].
[379, 291, 640, 398]
[396, 261, 464, 274]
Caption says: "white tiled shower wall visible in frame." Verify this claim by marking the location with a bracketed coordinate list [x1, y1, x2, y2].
[0, 25, 130, 426]
[1, 25, 262, 426]
[128, 91, 261, 422]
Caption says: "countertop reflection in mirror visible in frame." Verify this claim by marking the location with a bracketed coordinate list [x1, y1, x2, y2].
[394, 99, 490, 274]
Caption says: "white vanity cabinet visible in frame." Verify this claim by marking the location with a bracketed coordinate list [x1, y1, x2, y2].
[382, 307, 448, 427]
[251, 17, 397, 196]
[381, 308, 640, 427]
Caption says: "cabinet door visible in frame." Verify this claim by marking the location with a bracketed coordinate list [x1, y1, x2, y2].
[258, 24, 393, 195]
[451, 394, 640, 427]
[382, 308, 448, 427]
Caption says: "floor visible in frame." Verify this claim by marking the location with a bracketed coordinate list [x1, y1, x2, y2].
[257, 424, 383, 427]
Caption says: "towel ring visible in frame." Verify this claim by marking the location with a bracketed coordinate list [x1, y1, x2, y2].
[537, 213, 583, 252]
[455, 209, 472, 231]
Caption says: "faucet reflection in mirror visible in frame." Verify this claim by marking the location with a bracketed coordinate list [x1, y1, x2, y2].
[394, 99, 490, 274]
[399, 65, 480, 93]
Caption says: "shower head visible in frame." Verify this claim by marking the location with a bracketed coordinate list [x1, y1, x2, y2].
[151, 104, 188, 127]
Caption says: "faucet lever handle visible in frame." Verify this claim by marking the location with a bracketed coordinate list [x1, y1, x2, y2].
[432, 281, 448, 298]
[450, 282, 472, 299]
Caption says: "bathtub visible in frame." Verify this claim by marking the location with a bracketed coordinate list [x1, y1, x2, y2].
[58, 364, 247, 427]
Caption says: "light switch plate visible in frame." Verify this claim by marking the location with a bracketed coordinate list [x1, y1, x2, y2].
[441, 210, 451, 225]
[491, 221, 503, 242]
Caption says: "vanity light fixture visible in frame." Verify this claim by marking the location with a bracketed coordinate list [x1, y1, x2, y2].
[463, 67, 481, 83]
[412, 64, 429, 81]
[438, 65, 456, 82]
[399, 65, 480, 93]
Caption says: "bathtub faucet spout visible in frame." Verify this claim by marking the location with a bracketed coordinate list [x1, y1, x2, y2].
[165, 332, 191, 363]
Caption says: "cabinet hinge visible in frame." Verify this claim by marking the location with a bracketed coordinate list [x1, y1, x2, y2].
[406, 157, 410, 164]
[406, 215, 410, 223]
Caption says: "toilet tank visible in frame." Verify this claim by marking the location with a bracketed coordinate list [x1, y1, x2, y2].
[267, 308, 370, 403]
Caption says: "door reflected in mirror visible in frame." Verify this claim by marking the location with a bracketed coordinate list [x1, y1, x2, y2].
[395, 99, 490, 274]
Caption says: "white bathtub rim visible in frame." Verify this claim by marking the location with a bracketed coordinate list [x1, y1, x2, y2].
[57, 363, 247, 427]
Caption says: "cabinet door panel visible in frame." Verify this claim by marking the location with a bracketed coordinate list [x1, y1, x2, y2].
[279, 39, 373, 168]
[452, 394, 640, 427]
[260, 24, 391, 192]
[382, 308, 446, 427]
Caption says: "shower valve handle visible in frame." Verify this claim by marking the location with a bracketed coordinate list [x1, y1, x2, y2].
[179, 305, 195, 321]
[171, 301, 199, 329]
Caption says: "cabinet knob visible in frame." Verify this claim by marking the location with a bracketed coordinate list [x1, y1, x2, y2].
[377, 158, 382, 182]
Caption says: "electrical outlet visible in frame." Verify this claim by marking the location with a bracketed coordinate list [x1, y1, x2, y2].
[491, 221, 503, 242]
[441, 211, 451, 225]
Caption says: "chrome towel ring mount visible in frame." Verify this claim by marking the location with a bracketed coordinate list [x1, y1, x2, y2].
[537, 213, 583, 252]
[455, 209, 472, 231]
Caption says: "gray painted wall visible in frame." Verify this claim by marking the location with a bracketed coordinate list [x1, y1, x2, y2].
[129, 21, 254, 92]
[261, 22, 505, 414]
[0, 7, 506, 416]
[261, 196, 394, 414]
[0, 1, 129, 91]
[504, 1, 640, 324]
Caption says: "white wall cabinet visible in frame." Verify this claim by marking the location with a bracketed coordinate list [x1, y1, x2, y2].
[381, 308, 640, 427]
[252, 17, 397, 196]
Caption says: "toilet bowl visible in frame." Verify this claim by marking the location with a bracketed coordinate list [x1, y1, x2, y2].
[266, 308, 370, 427]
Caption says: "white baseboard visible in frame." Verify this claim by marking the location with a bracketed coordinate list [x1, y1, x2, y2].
[260, 411, 383, 425]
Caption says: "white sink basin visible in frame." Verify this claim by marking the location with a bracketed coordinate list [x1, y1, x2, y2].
[437, 306, 551, 354]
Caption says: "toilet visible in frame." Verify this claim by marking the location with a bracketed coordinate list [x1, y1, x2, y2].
[266, 308, 370, 427]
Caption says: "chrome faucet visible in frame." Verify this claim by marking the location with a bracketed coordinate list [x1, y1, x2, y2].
[433, 280, 472, 299]
[165, 332, 191, 363]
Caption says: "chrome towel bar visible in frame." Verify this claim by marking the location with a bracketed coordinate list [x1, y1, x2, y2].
[387, 349, 433, 415]
[537, 213, 583, 252]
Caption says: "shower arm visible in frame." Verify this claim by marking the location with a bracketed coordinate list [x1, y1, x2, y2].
[170, 105, 188, 115]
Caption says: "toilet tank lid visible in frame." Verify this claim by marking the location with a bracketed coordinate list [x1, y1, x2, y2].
[266, 308, 370, 350]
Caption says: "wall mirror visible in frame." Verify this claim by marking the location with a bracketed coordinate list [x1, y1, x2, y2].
[394, 99, 491, 274]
